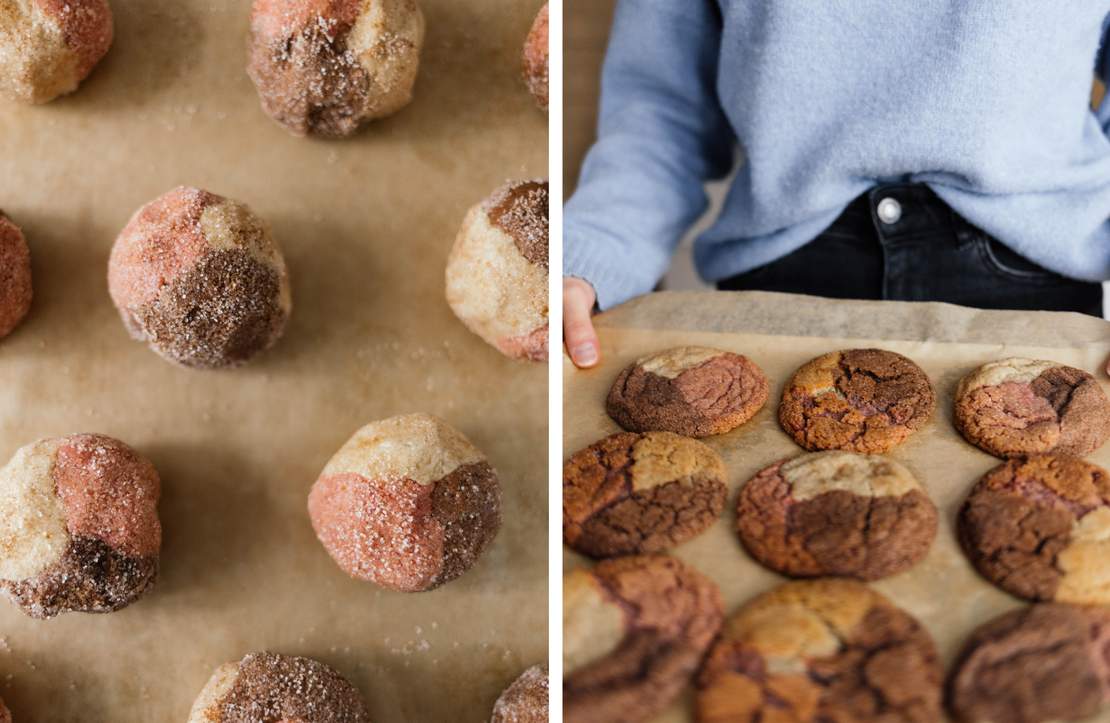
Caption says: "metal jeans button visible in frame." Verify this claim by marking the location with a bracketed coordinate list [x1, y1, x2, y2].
[876, 197, 902, 225]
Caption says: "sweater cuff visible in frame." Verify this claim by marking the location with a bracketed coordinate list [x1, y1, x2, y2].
[563, 225, 655, 311]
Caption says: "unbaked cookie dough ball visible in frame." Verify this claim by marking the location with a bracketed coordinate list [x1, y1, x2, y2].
[308, 413, 501, 592]
[248, 0, 425, 137]
[0, 697, 9, 723]
[0, 211, 31, 339]
[446, 179, 549, 362]
[955, 357, 1110, 458]
[108, 186, 292, 369]
[0, 434, 160, 619]
[492, 664, 549, 723]
[522, 3, 547, 111]
[0, 0, 113, 104]
[188, 651, 370, 723]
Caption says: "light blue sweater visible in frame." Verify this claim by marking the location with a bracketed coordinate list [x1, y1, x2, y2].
[565, 1, 1110, 310]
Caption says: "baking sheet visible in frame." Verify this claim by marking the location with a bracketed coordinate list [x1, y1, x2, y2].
[563, 291, 1110, 722]
[0, 1, 547, 720]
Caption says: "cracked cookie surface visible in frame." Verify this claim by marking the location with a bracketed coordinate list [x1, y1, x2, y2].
[696, 578, 942, 723]
[779, 349, 935, 453]
[564, 431, 727, 558]
[954, 358, 1110, 458]
[564, 555, 723, 723]
[736, 451, 937, 580]
[947, 603, 1110, 723]
[958, 454, 1110, 604]
[607, 346, 769, 438]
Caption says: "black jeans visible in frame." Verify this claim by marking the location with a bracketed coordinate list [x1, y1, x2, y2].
[718, 184, 1104, 317]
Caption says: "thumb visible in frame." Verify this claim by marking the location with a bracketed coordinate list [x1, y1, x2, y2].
[564, 278, 600, 368]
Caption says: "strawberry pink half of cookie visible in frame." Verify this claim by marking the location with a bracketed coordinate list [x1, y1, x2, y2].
[0, 0, 113, 103]
[0, 433, 161, 619]
[0, 212, 32, 340]
[107, 186, 292, 369]
[308, 413, 502, 592]
[522, 3, 548, 110]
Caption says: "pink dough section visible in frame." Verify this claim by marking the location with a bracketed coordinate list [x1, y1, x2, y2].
[251, 0, 361, 38]
[36, 0, 113, 77]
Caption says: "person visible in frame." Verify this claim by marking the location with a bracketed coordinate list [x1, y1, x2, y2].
[563, 2, 1110, 370]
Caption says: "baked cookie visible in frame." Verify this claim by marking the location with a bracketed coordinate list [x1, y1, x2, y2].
[492, 664, 548, 723]
[736, 451, 937, 580]
[0, 434, 161, 618]
[308, 413, 501, 592]
[954, 358, 1110, 458]
[779, 348, 935, 453]
[697, 579, 943, 722]
[563, 431, 726, 558]
[958, 454, 1110, 604]
[606, 346, 769, 438]
[564, 555, 723, 723]
[108, 187, 292, 369]
[248, 0, 425, 137]
[522, 3, 548, 110]
[948, 603, 1110, 723]
[0, 211, 31, 339]
[188, 651, 369, 722]
[0, 0, 113, 103]
[446, 179, 548, 362]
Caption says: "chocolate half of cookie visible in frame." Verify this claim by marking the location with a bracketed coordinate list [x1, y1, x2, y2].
[737, 451, 937, 580]
[564, 555, 723, 723]
[607, 346, 769, 438]
[954, 357, 1110, 458]
[958, 454, 1110, 604]
[697, 578, 943, 723]
[564, 431, 727, 558]
[779, 348, 935, 454]
[947, 603, 1110, 723]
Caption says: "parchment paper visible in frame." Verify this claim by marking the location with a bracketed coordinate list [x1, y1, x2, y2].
[564, 291, 1110, 722]
[0, 1, 547, 720]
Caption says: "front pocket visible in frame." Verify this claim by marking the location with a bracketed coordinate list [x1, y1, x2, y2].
[975, 235, 1061, 283]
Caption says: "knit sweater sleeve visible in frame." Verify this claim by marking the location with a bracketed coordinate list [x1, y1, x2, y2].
[563, 0, 734, 310]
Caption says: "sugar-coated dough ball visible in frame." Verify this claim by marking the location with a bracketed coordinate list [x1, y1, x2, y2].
[0, 0, 113, 103]
[492, 665, 549, 723]
[522, 3, 547, 111]
[0, 697, 9, 723]
[248, 0, 425, 137]
[308, 413, 502, 592]
[0, 211, 31, 339]
[108, 186, 292, 369]
[0, 433, 161, 619]
[188, 651, 370, 722]
[446, 179, 549, 362]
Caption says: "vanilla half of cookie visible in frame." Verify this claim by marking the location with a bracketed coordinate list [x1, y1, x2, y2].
[0, 434, 161, 619]
[697, 579, 943, 723]
[563, 431, 727, 558]
[954, 357, 1110, 458]
[606, 346, 769, 438]
[446, 179, 549, 362]
[736, 451, 937, 580]
[188, 651, 370, 722]
[308, 413, 502, 592]
[564, 555, 722, 723]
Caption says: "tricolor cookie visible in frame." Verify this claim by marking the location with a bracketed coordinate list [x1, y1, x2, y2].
[737, 451, 937, 581]
[696, 579, 943, 723]
[948, 604, 1110, 723]
[958, 454, 1110, 604]
[188, 651, 370, 722]
[492, 664, 549, 723]
[563, 431, 727, 558]
[0, 434, 161, 619]
[955, 358, 1110, 458]
[522, 3, 548, 110]
[308, 413, 501, 592]
[446, 179, 549, 362]
[108, 186, 292, 369]
[0, 211, 31, 339]
[0, 0, 112, 103]
[564, 555, 723, 723]
[606, 346, 769, 438]
[779, 348, 935, 453]
[248, 0, 425, 137]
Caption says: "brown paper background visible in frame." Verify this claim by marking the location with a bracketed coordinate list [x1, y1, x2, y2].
[564, 291, 1110, 723]
[0, 1, 548, 720]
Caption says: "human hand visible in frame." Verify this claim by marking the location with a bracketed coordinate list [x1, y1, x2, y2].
[564, 277, 600, 368]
